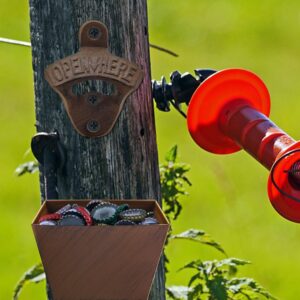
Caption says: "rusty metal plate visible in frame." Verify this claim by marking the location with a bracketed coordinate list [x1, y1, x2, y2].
[45, 20, 144, 137]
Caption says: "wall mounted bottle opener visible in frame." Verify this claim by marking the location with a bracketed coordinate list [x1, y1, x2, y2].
[44, 20, 144, 137]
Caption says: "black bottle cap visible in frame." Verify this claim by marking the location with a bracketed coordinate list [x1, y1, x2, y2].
[62, 207, 92, 225]
[115, 220, 136, 226]
[86, 200, 106, 212]
[119, 208, 147, 222]
[62, 208, 85, 220]
[91, 204, 118, 224]
[57, 215, 86, 226]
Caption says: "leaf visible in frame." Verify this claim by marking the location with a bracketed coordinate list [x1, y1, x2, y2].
[179, 259, 203, 271]
[227, 277, 278, 300]
[15, 161, 38, 176]
[160, 148, 191, 221]
[166, 286, 192, 300]
[187, 283, 205, 300]
[165, 145, 178, 162]
[215, 258, 250, 269]
[188, 273, 201, 287]
[13, 263, 45, 300]
[170, 229, 227, 256]
[207, 276, 228, 300]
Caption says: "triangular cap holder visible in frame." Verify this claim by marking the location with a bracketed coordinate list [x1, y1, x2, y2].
[32, 200, 169, 300]
[45, 21, 144, 137]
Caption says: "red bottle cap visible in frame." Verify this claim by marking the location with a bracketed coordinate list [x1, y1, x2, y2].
[75, 206, 93, 226]
[39, 213, 61, 223]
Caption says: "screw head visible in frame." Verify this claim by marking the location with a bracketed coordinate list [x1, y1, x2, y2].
[87, 120, 100, 133]
[87, 94, 99, 105]
[88, 27, 101, 40]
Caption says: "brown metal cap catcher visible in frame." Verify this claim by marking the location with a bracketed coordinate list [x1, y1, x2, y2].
[32, 200, 170, 300]
[44, 20, 144, 137]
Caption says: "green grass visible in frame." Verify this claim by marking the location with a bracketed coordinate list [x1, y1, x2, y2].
[1, 0, 300, 299]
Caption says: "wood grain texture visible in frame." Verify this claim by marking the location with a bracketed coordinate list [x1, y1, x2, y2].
[29, 0, 165, 299]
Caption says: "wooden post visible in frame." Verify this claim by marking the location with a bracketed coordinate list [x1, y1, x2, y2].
[29, 1, 165, 299]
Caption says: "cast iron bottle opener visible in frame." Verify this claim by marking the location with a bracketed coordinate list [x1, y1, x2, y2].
[44, 20, 144, 137]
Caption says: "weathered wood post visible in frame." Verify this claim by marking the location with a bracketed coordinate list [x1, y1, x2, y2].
[29, 1, 165, 299]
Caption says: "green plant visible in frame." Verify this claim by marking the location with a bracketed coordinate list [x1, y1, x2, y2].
[13, 264, 45, 300]
[167, 258, 276, 300]
[161, 146, 277, 300]
[160, 145, 191, 221]
[13, 146, 277, 300]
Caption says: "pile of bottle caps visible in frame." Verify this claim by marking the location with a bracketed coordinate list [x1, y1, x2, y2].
[38, 200, 159, 226]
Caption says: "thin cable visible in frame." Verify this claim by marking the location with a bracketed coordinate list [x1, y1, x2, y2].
[149, 43, 179, 57]
[0, 37, 31, 47]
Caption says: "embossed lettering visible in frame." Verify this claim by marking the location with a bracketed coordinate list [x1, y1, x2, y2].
[61, 60, 72, 79]
[52, 65, 64, 82]
[97, 56, 108, 74]
[71, 58, 83, 75]
[48, 54, 140, 87]
[118, 62, 128, 78]
[104, 58, 119, 76]
[123, 66, 138, 84]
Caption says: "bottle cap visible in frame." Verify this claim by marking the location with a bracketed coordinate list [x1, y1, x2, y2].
[56, 204, 72, 215]
[75, 206, 93, 226]
[58, 215, 86, 226]
[91, 203, 118, 224]
[39, 213, 61, 223]
[39, 220, 57, 226]
[119, 209, 147, 222]
[86, 200, 105, 212]
[62, 208, 84, 219]
[139, 217, 159, 225]
[115, 220, 136, 226]
[116, 204, 130, 214]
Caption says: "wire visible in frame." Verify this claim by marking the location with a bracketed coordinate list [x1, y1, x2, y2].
[0, 37, 31, 47]
[149, 43, 179, 57]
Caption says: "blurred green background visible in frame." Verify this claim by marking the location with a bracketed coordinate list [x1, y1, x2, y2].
[1, 0, 300, 299]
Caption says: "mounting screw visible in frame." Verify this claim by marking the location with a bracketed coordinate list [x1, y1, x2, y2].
[87, 94, 99, 105]
[87, 120, 100, 133]
[88, 27, 101, 40]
